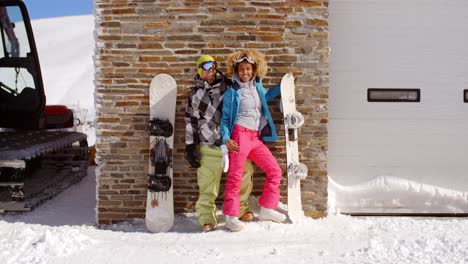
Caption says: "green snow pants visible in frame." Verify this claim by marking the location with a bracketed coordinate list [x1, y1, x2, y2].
[196, 145, 254, 227]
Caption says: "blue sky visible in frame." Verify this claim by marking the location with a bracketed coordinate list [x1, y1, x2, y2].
[22, 0, 93, 19]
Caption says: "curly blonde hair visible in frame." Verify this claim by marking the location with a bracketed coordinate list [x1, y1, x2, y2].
[226, 49, 268, 78]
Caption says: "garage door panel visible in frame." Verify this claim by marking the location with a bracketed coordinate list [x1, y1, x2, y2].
[330, 0, 468, 213]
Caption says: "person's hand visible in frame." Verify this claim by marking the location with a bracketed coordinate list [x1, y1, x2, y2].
[225, 139, 239, 154]
[220, 145, 229, 172]
[184, 144, 201, 168]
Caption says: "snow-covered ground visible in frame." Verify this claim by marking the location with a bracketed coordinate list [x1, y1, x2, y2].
[1, 167, 467, 264]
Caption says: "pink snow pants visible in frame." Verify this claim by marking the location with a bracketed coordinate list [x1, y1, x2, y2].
[223, 125, 282, 216]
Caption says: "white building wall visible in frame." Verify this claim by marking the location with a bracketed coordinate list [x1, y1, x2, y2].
[328, 0, 468, 213]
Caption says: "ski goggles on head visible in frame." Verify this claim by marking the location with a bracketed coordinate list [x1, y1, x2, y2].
[198, 61, 217, 71]
[235, 54, 255, 65]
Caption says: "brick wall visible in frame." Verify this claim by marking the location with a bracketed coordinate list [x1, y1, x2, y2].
[94, 0, 329, 224]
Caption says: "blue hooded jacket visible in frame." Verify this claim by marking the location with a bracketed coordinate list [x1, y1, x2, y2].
[221, 77, 281, 144]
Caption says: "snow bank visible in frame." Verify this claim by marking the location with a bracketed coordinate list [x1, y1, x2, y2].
[328, 175, 468, 214]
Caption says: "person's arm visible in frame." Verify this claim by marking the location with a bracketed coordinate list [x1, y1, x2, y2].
[256, 78, 280, 103]
[184, 90, 201, 168]
[184, 91, 199, 145]
[265, 83, 281, 102]
[266, 72, 293, 102]
[220, 88, 233, 145]
[221, 87, 241, 153]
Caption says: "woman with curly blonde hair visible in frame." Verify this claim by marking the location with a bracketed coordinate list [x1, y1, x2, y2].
[220, 49, 289, 231]
[225, 49, 269, 79]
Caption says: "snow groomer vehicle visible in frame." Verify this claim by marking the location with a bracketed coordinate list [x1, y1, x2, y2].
[0, 0, 88, 211]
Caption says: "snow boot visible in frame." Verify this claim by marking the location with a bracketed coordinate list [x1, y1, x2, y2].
[225, 216, 244, 231]
[258, 207, 287, 223]
[202, 224, 214, 232]
[239, 212, 254, 221]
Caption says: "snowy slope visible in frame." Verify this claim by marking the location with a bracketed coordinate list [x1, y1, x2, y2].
[30, 15, 96, 145]
[31, 15, 94, 116]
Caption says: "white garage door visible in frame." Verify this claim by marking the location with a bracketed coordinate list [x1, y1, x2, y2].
[328, 0, 468, 214]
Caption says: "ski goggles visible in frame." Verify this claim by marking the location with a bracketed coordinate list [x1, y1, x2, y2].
[198, 61, 217, 71]
[234, 54, 255, 65]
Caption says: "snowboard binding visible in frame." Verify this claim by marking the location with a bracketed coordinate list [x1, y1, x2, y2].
[150, 139, 172, 172]
[148, 174, 172, 193]
[148, 137, 173, 197]
[284, 112, 304, 129]
[150, 138, 172, 170]
[148, 118, 173, 137]
[287, 162, 308, 180]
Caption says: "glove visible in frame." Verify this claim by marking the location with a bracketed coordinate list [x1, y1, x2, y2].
[220, 145, 229, 173]
[185, 144, 201, 168]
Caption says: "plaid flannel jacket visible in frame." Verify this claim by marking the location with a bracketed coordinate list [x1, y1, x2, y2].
[184, 76, 226, 146]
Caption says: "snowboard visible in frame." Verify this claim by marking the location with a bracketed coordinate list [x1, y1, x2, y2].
[280, 73, 308, 223]
[145, 73, 177, 233]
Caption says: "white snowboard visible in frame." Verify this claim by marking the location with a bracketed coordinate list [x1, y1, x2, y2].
[145, 74, 177, 232]
[280, 73, 308, 223]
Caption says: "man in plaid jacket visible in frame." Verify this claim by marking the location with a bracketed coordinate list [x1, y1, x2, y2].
[185, 55, 254, 232]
